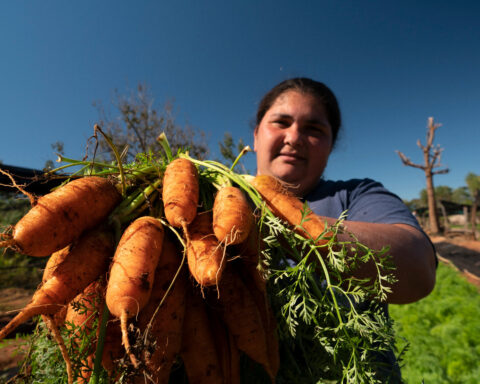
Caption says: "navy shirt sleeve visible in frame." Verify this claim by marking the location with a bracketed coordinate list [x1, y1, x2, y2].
[305, 178, 421, 230]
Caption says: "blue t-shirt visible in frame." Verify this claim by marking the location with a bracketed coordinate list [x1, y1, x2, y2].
[304, 178, 428, 382]
[305, 178, 421, 229]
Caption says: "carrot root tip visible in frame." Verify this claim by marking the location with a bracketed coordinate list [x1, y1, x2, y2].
[120, 312, 141, 369]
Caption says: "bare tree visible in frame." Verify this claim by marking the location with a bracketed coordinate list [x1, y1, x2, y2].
[396, 117, 449, 234]
[93, 83, 208, 163]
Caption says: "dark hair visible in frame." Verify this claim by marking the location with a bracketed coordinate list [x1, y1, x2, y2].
[255, 77, 342, 148]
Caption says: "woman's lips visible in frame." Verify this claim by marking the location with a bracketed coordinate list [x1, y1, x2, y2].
[277, 153, 305, 163]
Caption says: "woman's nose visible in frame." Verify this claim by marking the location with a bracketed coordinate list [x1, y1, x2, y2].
[283, 124, 304, 147]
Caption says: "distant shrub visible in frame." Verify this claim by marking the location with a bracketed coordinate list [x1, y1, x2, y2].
[0, 191, 44, 290]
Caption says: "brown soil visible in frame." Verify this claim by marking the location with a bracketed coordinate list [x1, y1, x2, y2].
[430, 235, 480, 289]
[0, 288, 34, 382]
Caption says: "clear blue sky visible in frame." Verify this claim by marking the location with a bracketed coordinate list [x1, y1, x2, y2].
[1, 1, 479, 200]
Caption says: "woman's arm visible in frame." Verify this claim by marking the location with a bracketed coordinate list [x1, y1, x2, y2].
[322, 217, 436, 304]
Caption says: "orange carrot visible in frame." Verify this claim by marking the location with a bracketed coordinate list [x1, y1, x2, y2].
[213, 186, 254, 245]
[217, 267, 274, 380]
[0, 227, 113, 341]
[252, 175, 333, 244]
[206, 306, 241, 384]
[180, 287, 223, 384]
[136, 237, 188, 383]
[105, 216, 164, 368]
[235, 259, 280, 381]
[43, 314, 75, 384]
[101, 319, 124, 378]
[233, 228, 280, 378]
[187, 212, 225, 287]
[0, 176, 121, 257]
[162, 158, 199, 234]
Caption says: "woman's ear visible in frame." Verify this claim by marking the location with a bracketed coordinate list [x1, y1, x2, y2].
[253, 126, 258, 152]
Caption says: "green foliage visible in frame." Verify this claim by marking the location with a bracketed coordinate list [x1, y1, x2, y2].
[93, 83, 208, 163]
[390, 263, 480, 383]
[218, 132, 250, 173]
[451, 186, 471, 205]
[16, 300, 114, 383]
[0, 191, 30, 227]
[465, 173, 480, 197]
[259, 211, 399, 383]
[0, 192, 44, 290]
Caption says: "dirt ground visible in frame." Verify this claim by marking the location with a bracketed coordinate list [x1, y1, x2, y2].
[0, 288, 35, 382]
[0, 235, 479, 381]
[430, 235, 480, 289]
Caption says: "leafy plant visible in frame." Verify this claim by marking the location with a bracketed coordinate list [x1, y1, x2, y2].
[390, 263, 480, 383]
[7, 131, 401, 383]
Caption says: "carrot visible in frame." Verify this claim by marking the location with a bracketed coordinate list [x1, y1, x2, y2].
[0, 227, 113, 341]
[105, 216, 164, 368]
[180, 287, 223, 384]
[235, 259, 280, 380]
[206, 306, 241, 384]
[187, 212, 225, 287]
[65, 280, 105, 384]
[230, 227, 280, 379]
[41, 250, 70, 328]
[216, 267, 274, 380]
[252, 175, 333, 244]
[43, 314, 75, 384]
[101, 318, 124, 378]
[136, 237, 188, 383]
[213, 186, 254, 245]
[234, 226, 268, 294]
[162, 158, 199, 236]
[0, 176, 121, 257]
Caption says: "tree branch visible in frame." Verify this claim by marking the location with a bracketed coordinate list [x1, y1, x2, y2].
[395, 150, 426, 170]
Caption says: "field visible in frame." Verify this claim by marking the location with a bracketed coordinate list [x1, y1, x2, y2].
[390, 236, 480, 383]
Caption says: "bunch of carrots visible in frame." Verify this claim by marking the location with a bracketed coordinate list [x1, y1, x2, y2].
[0, 128, 397, 384]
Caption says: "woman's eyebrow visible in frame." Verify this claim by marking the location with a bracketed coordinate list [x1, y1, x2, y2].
[269, 113, 291, 119]
[269, 113, 328, 126]
[305, 118, 328, 125]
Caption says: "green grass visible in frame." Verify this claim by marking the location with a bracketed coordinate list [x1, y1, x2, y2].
[0, 192, 45, 290]
[390, 263, 480, 383]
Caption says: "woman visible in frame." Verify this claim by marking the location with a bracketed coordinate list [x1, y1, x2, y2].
[253, 77, 436, 305]
[253, 78, 437, 381]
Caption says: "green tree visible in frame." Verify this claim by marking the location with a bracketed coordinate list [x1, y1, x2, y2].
[218, 132, 250, 173]
[435, 185, 453, 202]
[93, 83, 208, 163]
[465, 172, 480, 239]
[451, 186, 471, 206]
[419, 186, 454, 205]
[43, 141, 65, 171]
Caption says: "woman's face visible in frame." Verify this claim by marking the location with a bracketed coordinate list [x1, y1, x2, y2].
[254, 90, 333, 197]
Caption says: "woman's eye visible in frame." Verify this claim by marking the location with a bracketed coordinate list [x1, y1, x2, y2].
[273, 120, 288, 127]
[307, 125, 326, 135]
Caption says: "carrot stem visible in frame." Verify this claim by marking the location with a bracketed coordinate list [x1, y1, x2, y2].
[230, 145, 252, 171]
[94, 124, 127, 197]
[157, 132, 173, 162]
[88, 303, 110, 384]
